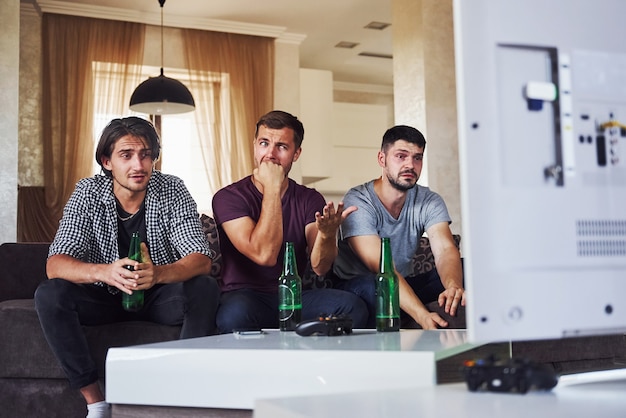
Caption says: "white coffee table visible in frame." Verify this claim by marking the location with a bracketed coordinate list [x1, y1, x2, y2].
[254, 369, 626, 418]
[106, 329, 478, 410]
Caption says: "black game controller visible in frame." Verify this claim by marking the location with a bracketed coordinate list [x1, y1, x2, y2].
[294, 315, 353, 336]
[463, 355, 558, 394]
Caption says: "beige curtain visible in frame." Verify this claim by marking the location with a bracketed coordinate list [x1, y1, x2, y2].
[18, 14, 145, 242]
[182, 29, 274, 191]
[19, 18, 273, 240]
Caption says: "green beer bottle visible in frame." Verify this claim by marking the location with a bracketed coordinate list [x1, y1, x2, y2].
[376, 237, 400, 332]
[122, 231, 144, 312]
[278, 242, 302, 331]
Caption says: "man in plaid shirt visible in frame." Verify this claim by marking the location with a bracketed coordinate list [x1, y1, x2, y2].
[35, 117, 219, 418]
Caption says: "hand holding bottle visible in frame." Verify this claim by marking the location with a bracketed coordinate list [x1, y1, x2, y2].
[122, 232, 144, 312]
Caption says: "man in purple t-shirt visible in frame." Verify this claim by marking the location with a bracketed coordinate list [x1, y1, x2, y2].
[212, 110, 368, 332]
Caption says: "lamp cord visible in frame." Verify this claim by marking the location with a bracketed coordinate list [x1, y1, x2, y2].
[159, 0, 165, 75]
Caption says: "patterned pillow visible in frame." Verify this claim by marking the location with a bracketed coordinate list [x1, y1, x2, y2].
[411, 235, 461, 275]
[200, 214, 222, 280]
[302, 263, 334, 290]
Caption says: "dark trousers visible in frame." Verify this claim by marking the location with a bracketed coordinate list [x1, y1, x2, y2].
[34, 275, 220, 389]
[332, 269, 446, 328]
[216, 287, 369, 333]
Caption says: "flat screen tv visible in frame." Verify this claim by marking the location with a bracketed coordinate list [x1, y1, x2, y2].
[453, 0, 626, 342]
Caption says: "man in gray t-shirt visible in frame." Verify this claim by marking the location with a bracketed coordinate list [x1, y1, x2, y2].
[333, 125, 465, 329]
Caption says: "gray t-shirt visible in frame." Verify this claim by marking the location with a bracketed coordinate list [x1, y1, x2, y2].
[334, 180, 451, 279]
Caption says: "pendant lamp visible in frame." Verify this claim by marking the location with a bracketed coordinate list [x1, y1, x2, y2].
[129, 0, 195, 115]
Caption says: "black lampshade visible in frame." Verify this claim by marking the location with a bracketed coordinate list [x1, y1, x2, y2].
[129, 69, 195, 115]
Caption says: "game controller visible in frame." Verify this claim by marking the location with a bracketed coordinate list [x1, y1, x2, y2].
[463, 356, 558, 394]
[294, 315, 353, 336]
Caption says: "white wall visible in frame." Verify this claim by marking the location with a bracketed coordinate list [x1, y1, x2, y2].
[312, 101, 387, 199]
[298, 68, 334, 184]
[297, 69, 388, 201]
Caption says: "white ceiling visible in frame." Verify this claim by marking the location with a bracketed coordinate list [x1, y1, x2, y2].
[29, 0, 394, 87]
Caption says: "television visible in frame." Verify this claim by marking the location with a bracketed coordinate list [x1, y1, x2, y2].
[453, 0, 626, 343]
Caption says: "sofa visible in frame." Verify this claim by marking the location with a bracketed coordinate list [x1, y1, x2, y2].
[0, 241, 183, 417]
[0, 215, 220, 418]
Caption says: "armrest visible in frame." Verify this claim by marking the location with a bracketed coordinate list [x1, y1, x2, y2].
[0, 242, 50, 301]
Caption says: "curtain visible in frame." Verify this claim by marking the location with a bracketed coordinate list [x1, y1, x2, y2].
[17, 187, 58, 243]
[19, 17, 274, 240]
[182, 29, 274, 192]
[18, 14, 145, 242]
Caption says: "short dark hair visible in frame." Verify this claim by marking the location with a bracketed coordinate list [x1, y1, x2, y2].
[95, 117, 161, 177]
[255, 110, 305, 149]
[381, 125, 426, 153]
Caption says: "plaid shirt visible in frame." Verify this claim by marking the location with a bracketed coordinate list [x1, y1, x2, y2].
[49, 171, 211, 273]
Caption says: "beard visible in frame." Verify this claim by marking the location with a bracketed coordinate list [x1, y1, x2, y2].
[386, 171, 417, 192]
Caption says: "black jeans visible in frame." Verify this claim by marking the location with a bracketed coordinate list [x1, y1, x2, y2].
[34, 275, 219, 389]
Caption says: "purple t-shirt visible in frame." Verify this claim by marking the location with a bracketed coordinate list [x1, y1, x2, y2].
[212, 175, 325, 293]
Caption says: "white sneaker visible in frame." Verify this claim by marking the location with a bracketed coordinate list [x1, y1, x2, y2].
[86, 401, 111, 418]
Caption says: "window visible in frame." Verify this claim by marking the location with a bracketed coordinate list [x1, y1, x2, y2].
[92, 63, 228, 216]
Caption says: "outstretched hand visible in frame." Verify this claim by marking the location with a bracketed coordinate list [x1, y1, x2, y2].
[315, 201, 357, 238]
[438, 286, 466, 316]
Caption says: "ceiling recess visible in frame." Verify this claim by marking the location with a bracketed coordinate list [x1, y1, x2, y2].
[358, 52, 393, 59]
[364, 21, 391, 30]
[335, 41, 360, 49]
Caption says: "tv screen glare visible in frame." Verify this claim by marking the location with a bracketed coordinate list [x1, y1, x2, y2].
[453, 0, 626, 342]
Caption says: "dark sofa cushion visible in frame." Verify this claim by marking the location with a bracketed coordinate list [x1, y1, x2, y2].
[0, 299, 62, 379]
[0, 298, 180, 380]
[0, 378, 87, 418]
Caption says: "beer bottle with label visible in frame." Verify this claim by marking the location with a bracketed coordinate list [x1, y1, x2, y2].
[376, 237, 400, 332]
[122, 231, 144, 312]
[278, 242, 302, 331]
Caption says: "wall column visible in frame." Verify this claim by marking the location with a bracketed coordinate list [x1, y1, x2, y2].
[391, 0, 461, 235]
[0, 0, 20, 243]
[274, 35, 305, 183]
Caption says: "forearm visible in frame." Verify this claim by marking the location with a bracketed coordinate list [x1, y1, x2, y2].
[309, 202, 357, 276]
[309, 232, 337, 276]
[46, 254, 108, 284]
[435, 250, 464, 290]
[248, 189, 284, 265]
[154, 253, 212, 284]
